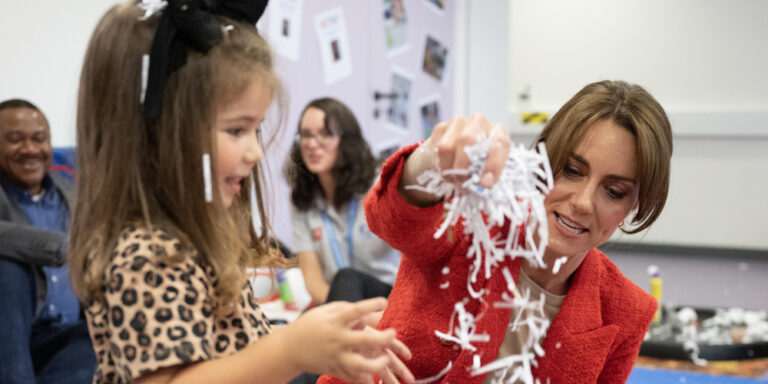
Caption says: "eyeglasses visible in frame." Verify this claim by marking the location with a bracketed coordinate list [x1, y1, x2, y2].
[295, 129, 340, 145]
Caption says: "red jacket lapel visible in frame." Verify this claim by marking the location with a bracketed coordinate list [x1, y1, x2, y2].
[533, 249, 619, 383]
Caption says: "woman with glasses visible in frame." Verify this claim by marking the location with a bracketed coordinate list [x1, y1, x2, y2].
[285, 97, 400, 305]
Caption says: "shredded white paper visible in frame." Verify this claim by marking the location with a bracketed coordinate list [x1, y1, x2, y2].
[406, 137, 554, 383]
[552, 256, 568, 274]
[138, 0, 168, 21]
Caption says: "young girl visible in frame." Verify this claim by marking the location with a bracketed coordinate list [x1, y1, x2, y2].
[68, 1, 413, 383]
[320, 80, 673, 383]
[285, 98, 400, 305]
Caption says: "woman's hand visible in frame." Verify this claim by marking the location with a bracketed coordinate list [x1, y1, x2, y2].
[399, 114, 511, 206]
[283, 297, 414, 383]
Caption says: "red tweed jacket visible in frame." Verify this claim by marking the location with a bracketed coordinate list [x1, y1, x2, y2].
[319, 143, 656, 384]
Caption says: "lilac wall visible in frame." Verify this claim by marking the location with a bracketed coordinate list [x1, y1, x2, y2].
[259, 0, 456, 246]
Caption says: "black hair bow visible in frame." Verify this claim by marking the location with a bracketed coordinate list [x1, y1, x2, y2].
[143, 0, 269, 119]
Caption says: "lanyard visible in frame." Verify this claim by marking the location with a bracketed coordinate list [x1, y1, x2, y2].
[320, 197, 358, 269]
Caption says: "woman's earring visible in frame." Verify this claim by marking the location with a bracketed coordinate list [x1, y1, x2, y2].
[618, 219, 629, 231]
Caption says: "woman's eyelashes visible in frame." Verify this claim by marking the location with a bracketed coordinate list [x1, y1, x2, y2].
[563, 163, 630, 201]
[606, 186, 628, 200]
[562, 164, 582, 178]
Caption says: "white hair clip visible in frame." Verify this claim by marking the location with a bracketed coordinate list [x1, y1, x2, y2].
[140, 54, 150, 104]
[202, 153, 213, 203]
[138, 0, 168, 21]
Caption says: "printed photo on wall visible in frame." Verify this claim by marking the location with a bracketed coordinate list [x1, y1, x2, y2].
[268, 0, 304, 61]
[314, 7, 353, 84]
[282, 19, 290, 36]
[373, 140, 402, 164]
[331, 40, 341, 61]
[422, 35, 449, 82]
[387, 68, 413, 131]
[424, 0, 445, 16]
[419, 95, 441, 139]
[382, 0, 410, 56]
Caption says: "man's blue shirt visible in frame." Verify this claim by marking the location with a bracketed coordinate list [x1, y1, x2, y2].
[1, 175, 79, 325]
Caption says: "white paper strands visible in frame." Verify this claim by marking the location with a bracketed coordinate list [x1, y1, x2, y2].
[408, 136, 554, 383]
[138, 0, 168, 21]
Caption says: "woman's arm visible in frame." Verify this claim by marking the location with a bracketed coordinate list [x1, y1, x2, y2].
[134, 298, 414, 384]
[297, 250, 330, 304]
[398, 115, 510, 207]
[367, 115, 511, 263]
[397, 142, 443, 207]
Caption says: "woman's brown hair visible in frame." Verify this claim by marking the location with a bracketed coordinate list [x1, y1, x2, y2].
[69, 1, 284, 310]
[535, 80, 673, 234]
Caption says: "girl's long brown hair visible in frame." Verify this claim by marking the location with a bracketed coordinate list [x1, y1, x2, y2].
[70, 1, 285, 311]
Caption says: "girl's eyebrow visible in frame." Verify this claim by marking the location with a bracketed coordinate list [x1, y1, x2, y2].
[570, 154, 637, 184]
[220, 115, 263, 124]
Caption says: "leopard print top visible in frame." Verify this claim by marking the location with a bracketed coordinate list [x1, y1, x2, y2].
[85, 225, 271, 383]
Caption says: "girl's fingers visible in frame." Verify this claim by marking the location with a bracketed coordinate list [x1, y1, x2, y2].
[341, 327, 396, 351]
[379, 365, 399, 384]
[338, 352, 390, 379]
[384, 348, 415, 384]
[362, 310, 384, 329]
[336, 297, 388, 325]
[387, 334, 412, 361]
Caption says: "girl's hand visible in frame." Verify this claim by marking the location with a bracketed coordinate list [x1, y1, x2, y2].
[374, 345, 414, 384]
[400, 115, 511, 206]
[349, 310, 413, 384]
[283, 298, 413, 382]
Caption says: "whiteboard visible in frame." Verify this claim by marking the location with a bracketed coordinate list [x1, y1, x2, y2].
[501, 0, 768, 250]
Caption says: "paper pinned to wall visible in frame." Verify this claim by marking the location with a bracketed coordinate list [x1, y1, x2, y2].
[421, 34, 449, 83]
[314, 7, 353, 85]
[423, 0, 445, 16]
[386, 67, 413, 132]
[268, 0, 303, 61]
[372, 139, 403, 164]
[382, 0, 410, 56]
[419, 94, 441, 139]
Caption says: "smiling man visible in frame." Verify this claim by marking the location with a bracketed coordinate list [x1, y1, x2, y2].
[0, 99, 94, 383]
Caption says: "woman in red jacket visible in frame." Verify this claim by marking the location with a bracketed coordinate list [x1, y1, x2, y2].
[320, 80, 673, 384]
